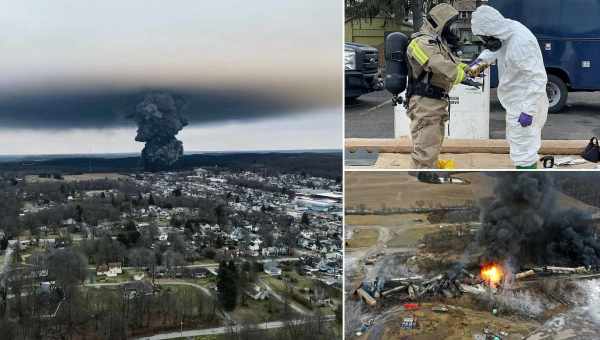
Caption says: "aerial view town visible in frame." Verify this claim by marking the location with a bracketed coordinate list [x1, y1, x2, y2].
[0, 154, 342, 339]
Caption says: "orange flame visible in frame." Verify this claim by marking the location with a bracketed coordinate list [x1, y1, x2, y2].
[481, 263, 503, 287]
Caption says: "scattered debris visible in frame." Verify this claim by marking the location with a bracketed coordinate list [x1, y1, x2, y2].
[353, 265, 598, 307]
[515, 269, 535, 280]
[432, 305, 449, 313]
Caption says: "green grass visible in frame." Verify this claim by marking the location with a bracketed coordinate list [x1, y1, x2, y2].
[283, 271, 314, 291]
[262, 273, 314, 311]
[179, 276, 217, 287]
[231, 296, 289, 323]
[263, 275, 286, 292]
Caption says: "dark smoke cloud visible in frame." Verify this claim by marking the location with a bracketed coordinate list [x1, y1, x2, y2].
[0, 86, 300, 130]
[131, 92, 187, 171]
[478, 172, 600, 268]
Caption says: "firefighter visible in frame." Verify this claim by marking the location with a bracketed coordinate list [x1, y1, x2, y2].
[406, 3, 467, 169]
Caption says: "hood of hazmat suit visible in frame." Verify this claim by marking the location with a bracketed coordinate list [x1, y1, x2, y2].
[422, 3, 458, 38]
[472, 5, 548, 167]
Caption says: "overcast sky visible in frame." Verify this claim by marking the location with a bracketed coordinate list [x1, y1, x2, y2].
[0, 1, 342, 155]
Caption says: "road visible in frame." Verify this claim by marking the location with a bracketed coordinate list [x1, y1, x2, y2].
[0, 241, 16, 275]
[258, 278, 312, 316]
[346, 90, 600, 140]
[134, 316, 336, 340]
[87, 256, 300, 272]
[0, 241, 16, 288]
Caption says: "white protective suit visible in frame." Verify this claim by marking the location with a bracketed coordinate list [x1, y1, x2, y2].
[471, 6, 548, 167]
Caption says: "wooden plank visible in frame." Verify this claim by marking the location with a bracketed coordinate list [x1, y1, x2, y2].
[345, 138, 588, 155]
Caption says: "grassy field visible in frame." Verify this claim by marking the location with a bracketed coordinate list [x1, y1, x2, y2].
[345, 213, 427, 227]
[386, 225, 439, 248]
[346, 228, 379, 248]
[348, 213, 440, 248]
[345, 172, 600, 214]
[262, 273, 314, 312]
[231, 296, 288, 323]
[345, 172, 487, 211]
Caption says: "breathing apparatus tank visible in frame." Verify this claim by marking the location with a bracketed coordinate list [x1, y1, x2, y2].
[384, 32, 409, 106]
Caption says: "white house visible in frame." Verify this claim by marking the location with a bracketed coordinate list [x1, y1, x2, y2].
[97, 262, 123, 277]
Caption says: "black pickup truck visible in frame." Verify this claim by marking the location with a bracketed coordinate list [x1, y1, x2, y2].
[344, 42, 382, 100]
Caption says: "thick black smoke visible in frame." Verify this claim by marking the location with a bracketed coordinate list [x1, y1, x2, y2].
[130, 92, 188, 172]
[0, 87, 296, 130]
[478, 172, 600, 268]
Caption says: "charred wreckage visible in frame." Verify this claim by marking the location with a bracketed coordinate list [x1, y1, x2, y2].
[350, 173, 600, 338]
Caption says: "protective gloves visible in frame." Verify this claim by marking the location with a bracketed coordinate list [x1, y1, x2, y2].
[517, 112, 533, 127]
[466, 59, 489, 77]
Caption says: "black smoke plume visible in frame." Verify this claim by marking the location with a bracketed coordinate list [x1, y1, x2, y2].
[131, 92, 188, 172]
[477, 172, 600, 268]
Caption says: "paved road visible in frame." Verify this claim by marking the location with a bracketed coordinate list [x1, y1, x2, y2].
[88, 257, 300, 271]
[134, 316, 336, 340]
[346, 90, 600, 140]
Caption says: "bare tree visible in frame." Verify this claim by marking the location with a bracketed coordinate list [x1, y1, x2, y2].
[345, 0, 453, 31]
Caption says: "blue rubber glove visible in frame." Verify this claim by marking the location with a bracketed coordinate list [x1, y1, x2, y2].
[517, 112, 533, 127]
[468, 58, 482, 68]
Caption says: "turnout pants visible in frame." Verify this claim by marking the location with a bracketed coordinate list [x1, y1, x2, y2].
[407, 95, 449, 169]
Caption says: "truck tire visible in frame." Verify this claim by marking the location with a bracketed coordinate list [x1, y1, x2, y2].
[547, 74, 568, 113]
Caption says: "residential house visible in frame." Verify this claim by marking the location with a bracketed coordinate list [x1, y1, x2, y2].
[96, 262, 123, 277]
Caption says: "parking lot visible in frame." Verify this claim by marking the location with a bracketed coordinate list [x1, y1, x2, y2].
[345, 90, 600, 140]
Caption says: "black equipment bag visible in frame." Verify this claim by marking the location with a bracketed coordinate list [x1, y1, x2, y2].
[582, 137, 600, 163]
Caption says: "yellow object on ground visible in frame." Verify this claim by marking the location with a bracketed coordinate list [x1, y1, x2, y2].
[436, 159, 455, 169]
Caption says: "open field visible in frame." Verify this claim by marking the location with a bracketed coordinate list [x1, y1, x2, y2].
[230, 297, 287, 323]
[344, 172, 488, 211]
[372, 303, 540, 340]
[346, 228, 379, 248]
[345, 172, 600, 214]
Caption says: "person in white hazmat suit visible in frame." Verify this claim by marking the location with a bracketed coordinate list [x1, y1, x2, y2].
[469, 5, 548, 169]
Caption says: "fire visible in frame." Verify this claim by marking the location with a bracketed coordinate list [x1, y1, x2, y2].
[480, 263, 503, 287]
